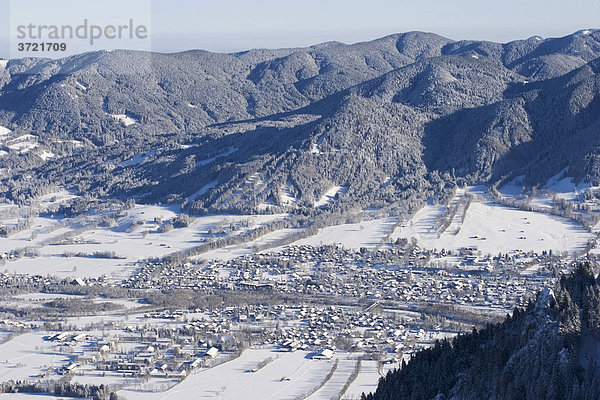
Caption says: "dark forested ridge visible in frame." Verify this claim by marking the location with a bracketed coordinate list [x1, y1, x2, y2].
[1, 30, 600, 215]
[362, 263, 600, 400]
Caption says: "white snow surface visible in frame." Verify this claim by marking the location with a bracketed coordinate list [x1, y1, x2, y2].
[110, 113, 139, 126]
[37, 149, 55, 160]
[314, 186, 348, 208]
[0, 332, 71, 381]
[292, 218, 396, 250]
[542, 168, 585, 194]
[391, 186, 593, 255]
[188, 180, 218, 202]
[0, 202, 288, 279]
[119, 151, 156, 167]
[280, 181, 298, 206]
[342, 360, 384, 399]
[75, 81, 87, 91]
[120, 348, 339, 400]
[0, 125, 11, 136]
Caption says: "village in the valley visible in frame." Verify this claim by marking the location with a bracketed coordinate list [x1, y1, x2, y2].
[0, 236, 586, 398]
[0, 177, 598, 398]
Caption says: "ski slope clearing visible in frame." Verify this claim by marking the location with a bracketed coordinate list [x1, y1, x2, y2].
[110, 113, 138, 127]
[280, 180, 298, 206]
[196, 147, 237, 166]
[120, 348, 337, 400]
[119, 150, 157, 167]
[37, 149, 55, 160]
[188, 180, 218, 202]
[500, 169, 596, 202]
[391, 186, 593, 255]
[314, 186, 348, 208]
[5, 134, 38, 153]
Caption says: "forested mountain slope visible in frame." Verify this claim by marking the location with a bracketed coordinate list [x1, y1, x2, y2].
[363, 263, 600, 400]
[1, 30, 599, 216]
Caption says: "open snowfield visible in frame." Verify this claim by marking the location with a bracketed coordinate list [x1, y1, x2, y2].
[68, 206, 288, 259]
[0, 395, 84, 399]
[0, 203, 290, 279]
[541, 169, 594, 201]
[120, 348, 340, 400]
[342, 360, 385, 399]
[391, 186, 593, 255]
[0, 333, 71, 381]
[500, 169, 598, 203]
[72, 372, 175, 392]
[292, 218, 396, 250]
[6, 256, 133, 279]
[307, 356, 361, 399]
[0, 218, 68, 252]
[279, 180, 299, 206]
[188, 180, 219, 202]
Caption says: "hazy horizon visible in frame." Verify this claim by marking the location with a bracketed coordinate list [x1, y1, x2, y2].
[1, 0, 599, 58]
[1, 27, 599, 60]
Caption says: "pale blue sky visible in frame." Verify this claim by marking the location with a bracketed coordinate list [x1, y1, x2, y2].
[1, 0, 599, 57]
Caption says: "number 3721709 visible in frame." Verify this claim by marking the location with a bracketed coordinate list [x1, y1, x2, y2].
[17, 42, 67, 52]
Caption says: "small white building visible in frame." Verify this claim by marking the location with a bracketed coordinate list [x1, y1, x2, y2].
[202, 347, 219, 359]
[312, 348, 334, 360]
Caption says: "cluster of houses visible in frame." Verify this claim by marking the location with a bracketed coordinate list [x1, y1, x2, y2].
[124, 244, 562, 311]
[0, 241, 587, 386]
[0, 272, 109, 289]
[0, 319, 36, 330]
[265, 304, 430, 359]
[52, 329, 225, 379]
[40, 299, 457, 381]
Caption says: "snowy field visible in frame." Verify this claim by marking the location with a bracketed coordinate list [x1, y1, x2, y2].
[0, 333, 71, 381]
[109, 113, 138, 127]
[342, 360, 388, 399]
[0, 201, 290, 279]
[308, 356, 361, 399]
[195, 228, 302, 261]
[120, 348, 342, 400]
[500, 169, 598, 203]
[0, 395, 84, 399]
[391, 186, 593, 255]
[5, 256, 134, 280]
[292, 218, 396, 250]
